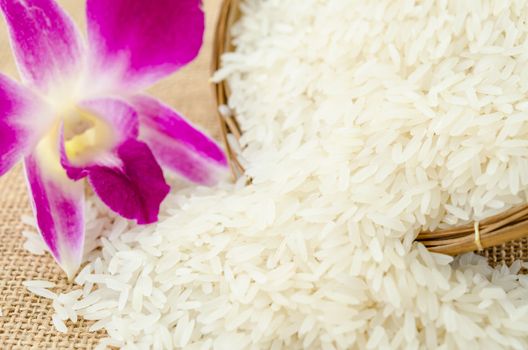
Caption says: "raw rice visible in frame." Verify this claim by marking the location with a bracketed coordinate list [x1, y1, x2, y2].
[26, 287, 57, 300]
[23, 0, 528, 348]
[52, 314, 68, 334]
[23, 280, 55, 289]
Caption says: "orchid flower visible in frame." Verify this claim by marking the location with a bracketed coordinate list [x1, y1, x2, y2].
[0, 0, 227, 278]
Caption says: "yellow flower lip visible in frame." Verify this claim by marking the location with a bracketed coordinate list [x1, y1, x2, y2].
[62, 107, 114, 166]
[32, 106, 115, 178]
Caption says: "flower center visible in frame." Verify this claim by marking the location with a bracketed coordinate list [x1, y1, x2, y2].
[63, 108, 113, 165]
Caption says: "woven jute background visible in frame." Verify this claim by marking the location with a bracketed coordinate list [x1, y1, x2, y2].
[0, 1, 220, 348]
[0, 0, 527, 348]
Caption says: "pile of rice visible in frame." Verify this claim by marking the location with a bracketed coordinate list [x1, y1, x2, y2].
[24, 0, 528, 348]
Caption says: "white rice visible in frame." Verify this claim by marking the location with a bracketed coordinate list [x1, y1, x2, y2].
[52, 314, 68, 334]
[23, 0, 528, 348]
[22, 230, 48, 255]
[26, 287, 57, 300]
[23, 280, 56, 289]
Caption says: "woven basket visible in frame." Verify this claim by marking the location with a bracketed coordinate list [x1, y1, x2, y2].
[212, 0, 528, 265]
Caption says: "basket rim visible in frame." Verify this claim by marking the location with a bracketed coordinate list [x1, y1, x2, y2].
[211, 0, 528, 257]
[212, 0, 245, 180]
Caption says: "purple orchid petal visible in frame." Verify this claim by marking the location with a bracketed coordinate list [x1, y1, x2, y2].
[25, 149, 85, 280]
[80, 98, 139, 144]
[0, 73, 50, 176]
[86, 139, 170, 225]
[0, 0, 83, 91]
[56, 98, 167, 224]
[86, 0, 204, 90]
[131, 96, 228, 185]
